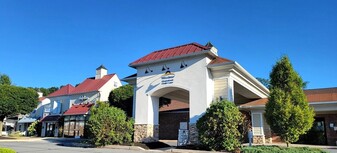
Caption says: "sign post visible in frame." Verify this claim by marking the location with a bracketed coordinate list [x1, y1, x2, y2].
[177, 122, 188, 146]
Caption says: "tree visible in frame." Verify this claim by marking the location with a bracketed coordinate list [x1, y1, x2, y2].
[196, 100, 243, 151]
[256, 77, 308, 89]
[87, 102, 134, 146]
[265, 56, 314, 147]
[109, 85, 171, 117]
[256, 77, 270, 88]
[109, 85, 134, 117]
[29, 87, 59, 96]
[0, 74, 11, 85]
[0, 85, 38, 134]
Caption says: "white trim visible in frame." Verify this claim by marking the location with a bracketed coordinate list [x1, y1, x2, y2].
[251, 113, 265, 136]
[239, 101, 337, 109]
[208, 62, 269, 97]
[309, 101, 337, 105]
[239, 105, 265, 109]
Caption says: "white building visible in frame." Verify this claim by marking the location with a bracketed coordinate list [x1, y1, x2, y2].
[40, 65, 122, 137]
[15, 92, 51, 136]
[123, 42, 269, 143]
[124, 42, 337, 146]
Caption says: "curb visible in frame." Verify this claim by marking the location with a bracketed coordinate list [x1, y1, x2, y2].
[0, 138, 44, 142]
[167, 149, 226, 153]
[104, 145, 228, 153]
[104, 145, 146, 151]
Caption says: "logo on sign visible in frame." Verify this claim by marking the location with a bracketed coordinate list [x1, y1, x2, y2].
[161, 71, 175, 85]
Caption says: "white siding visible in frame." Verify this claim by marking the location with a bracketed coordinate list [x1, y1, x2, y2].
[213, 78, 228, 101]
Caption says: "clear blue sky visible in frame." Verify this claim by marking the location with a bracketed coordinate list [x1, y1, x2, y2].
[1, 0, 337, 89]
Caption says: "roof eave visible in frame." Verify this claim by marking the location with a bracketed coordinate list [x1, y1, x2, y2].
[233, 62, 270, 94]
[207, 61, 236, 68]
[239, 105, 266, 109]
[129, 49, 215, 68]
[122, 76, 137, 82]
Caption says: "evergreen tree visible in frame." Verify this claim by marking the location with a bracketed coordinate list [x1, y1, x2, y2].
[265, 56, 314, 147]
[0, 74, 11, 85]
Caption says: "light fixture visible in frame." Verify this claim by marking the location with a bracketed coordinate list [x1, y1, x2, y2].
[330, 123, 335, 128]
[162, 64, 169, 71]
[145, 67, 153, 74]
[180, 61, 188, 69]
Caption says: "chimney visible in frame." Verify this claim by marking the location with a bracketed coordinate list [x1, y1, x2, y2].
[37, 91, 43, 98]
[95, 65, 108, 79]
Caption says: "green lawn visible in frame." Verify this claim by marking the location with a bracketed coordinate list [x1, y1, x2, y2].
[241, 146, 328, 153]
[0, 147, 16, 153]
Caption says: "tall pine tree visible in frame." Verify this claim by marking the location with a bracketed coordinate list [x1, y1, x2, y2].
[265, 56, 314, 147]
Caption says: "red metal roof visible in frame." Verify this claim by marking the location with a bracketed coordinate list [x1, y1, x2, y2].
[48, 84, 75, 97]
[130, 42, 211, 66]
[71, 74, 115, 94]
[63, 103, 94, 115]
[47, 74, 115, 97]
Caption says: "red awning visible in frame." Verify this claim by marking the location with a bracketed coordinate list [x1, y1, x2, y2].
[63, 103, 94, 116]
[40, 115, 61, 122]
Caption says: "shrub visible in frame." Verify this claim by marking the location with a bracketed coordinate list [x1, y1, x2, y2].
[0, 148, 16, 153]
[196, 100, 243, 151]
[27, 120, 39, 136]
[8, 131, 23, 137]
[87, 102, 134, 146]
[241, 146, 327, 153]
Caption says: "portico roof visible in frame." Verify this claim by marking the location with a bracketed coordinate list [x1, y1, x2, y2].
[40, 115, 61, 122]
[17, 117, 37, 123]
[209, 56, 233, 65]
[63, 103, 94, 115]
[129, 42, 211, 67]
[240, 87, 337, 108]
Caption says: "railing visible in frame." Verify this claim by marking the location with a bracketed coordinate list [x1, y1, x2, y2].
[80, 93, 100, 104]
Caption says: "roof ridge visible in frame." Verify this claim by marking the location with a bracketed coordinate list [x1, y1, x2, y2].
[130, 42, 212, 66]
[151, 42, 208, 53]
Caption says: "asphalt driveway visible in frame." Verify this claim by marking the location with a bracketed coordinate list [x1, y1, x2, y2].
[0, 138, 150, 153]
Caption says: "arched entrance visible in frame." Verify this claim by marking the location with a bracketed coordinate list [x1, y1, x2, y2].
[151, 87, 190, 140]
[152, 87, 190, 140]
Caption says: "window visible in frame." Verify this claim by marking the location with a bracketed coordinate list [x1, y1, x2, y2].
[44, 104, 51, 112]
[252, 113, 263, 135]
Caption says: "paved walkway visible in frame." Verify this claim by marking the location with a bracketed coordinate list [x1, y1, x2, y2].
[242, 142, 337, 153]
[1, 137, 337, 153]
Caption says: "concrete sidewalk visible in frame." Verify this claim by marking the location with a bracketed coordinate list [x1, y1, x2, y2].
[242, 142, 337, 149]
[0, 136, 44, 142]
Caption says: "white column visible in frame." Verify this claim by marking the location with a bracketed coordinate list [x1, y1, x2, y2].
[227, 77, 234, 102]
[132, 85, 137, 118]
[54, 123, 58, 137]
[41, 122, 46, 137]
[149, 96, 159, 125]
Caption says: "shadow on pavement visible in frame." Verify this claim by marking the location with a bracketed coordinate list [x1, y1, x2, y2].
[42, 138, 94, 148]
